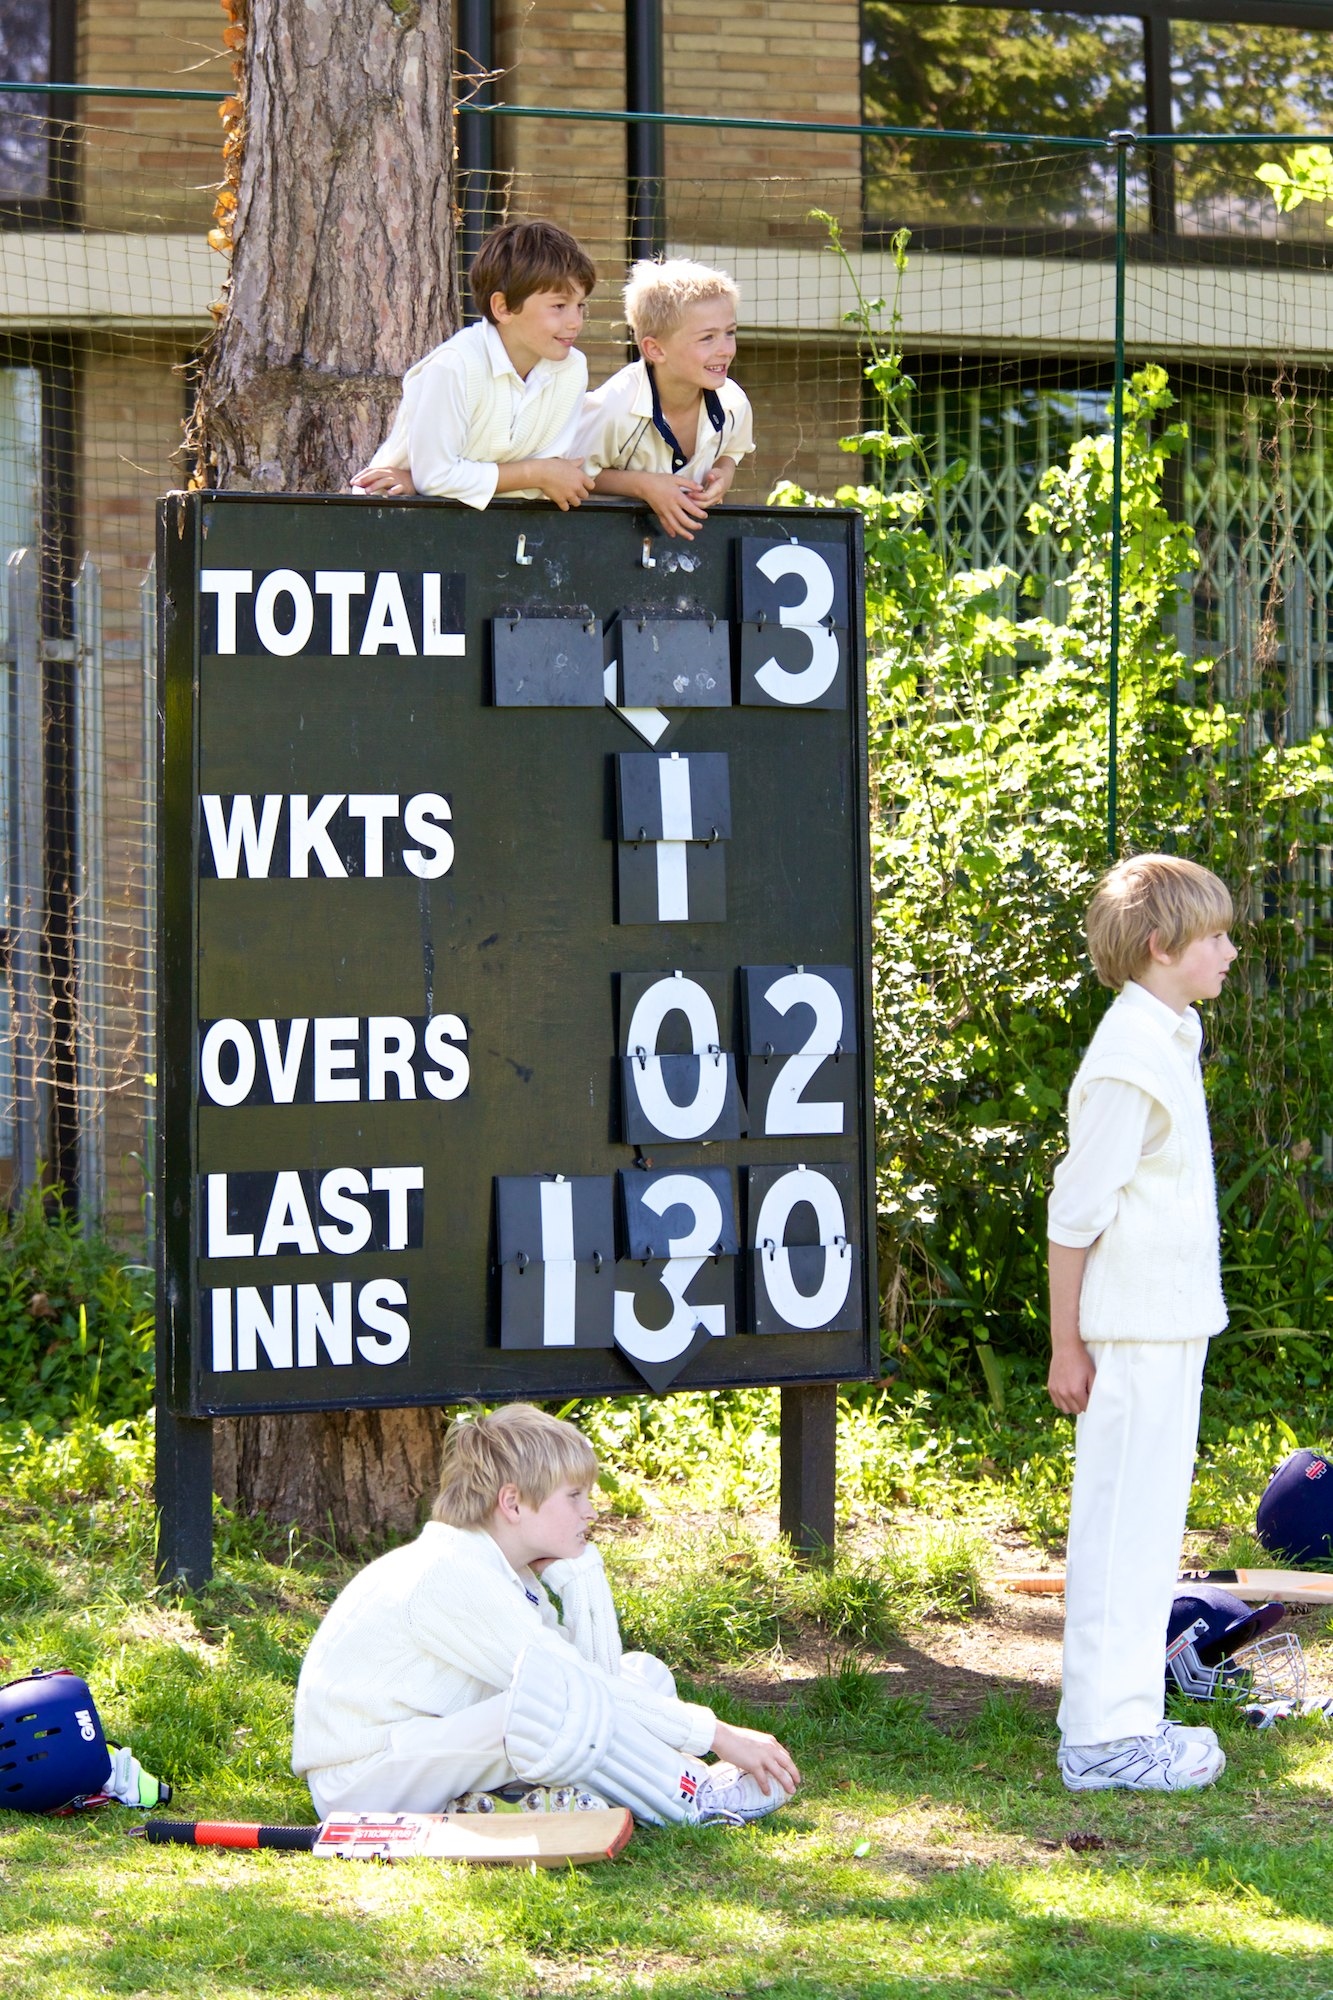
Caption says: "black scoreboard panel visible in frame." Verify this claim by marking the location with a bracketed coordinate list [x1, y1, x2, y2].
[158, 494, 875, 1416]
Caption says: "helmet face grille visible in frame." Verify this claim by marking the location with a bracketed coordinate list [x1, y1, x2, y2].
[1166, 1618, 1308, 1706]
[1228, 1632, 1307, 1707]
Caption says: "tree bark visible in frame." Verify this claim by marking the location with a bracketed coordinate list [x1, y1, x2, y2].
[195, 0, 457, 1538]
[192, 0, 458, 492]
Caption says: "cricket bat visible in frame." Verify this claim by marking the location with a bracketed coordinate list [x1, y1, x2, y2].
[998, 1568, 1333, 1606]
[137, 1808, 634, 1866]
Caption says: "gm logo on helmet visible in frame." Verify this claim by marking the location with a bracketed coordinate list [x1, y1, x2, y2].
[75, 1708, 97, 1742]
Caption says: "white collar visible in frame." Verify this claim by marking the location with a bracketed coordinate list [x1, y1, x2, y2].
[626, 358, 654, 420]
[422, 1519, 541, 1593]
[1118, 979, 1202, 1050]
[482, 317, 553, 388]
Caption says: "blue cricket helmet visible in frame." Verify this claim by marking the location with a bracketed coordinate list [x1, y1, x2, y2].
[1256, 1448, 1333, 1567]
[0, 1670, 112, 1812]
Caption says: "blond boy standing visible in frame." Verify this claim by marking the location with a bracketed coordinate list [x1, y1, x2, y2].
[575, 259, 754, 539]
[1048, 855, 1237, 1791]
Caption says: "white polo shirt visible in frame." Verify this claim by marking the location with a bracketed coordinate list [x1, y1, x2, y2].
[368, 319, 588, 509]
[575, 359, 754, 483]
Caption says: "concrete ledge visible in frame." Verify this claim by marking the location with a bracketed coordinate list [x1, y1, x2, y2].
[0, 230, 222, 328]
[677, 240, 1333, 358]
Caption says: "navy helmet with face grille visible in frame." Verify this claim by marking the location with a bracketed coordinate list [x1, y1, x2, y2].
[0, 1670, 112, 1812]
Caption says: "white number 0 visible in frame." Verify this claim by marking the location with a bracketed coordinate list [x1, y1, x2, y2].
[754, 1170, 852, 1330]
[625, 977, 727, 1140]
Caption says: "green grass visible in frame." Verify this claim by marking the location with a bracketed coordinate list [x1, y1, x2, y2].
[6, 1399, 1333, 1997]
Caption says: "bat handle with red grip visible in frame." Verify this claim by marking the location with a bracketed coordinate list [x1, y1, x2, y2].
[136, 1820, 318, 1852]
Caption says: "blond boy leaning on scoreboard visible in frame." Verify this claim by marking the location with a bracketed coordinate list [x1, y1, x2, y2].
[574, 259, 755, 541]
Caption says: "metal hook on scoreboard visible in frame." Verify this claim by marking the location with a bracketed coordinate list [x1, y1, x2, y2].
[707, 1042, 723, 1069]
[515, 1251, 529, 1273]
[592, 1250, 603, 1274]
[834, 1235, 850, 1261]
[640, 536, 656, 570]
[515, 534, 534, 566]
[634, 1044, 648, 1071]
[762, 1236, 777, 1263]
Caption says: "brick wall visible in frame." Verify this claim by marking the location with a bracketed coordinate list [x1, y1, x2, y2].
[78, 0, 224, 233]
[487, 1, 865, 430]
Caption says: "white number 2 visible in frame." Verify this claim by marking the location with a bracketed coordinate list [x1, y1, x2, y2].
[761, 971, 845, 1135]
[614, 1173, 726, 1367]
[753, 545, 840, 706]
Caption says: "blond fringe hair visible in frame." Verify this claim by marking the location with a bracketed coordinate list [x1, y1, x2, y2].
[432, 1404, 598, 1529]
[1086, 853, 1234, 990]
[623, 258, 740, 343]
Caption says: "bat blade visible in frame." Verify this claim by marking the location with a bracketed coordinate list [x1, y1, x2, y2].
[311, 1808, 634, 1866]
[1182, 1568, 1333, 1605]
[999, 1568, 1333, 1606]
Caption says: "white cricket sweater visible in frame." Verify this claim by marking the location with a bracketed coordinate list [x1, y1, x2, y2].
[1061, 987, 1228, 1342]
[291, 1524, 716, 1778]
[368, 320, 588, 507]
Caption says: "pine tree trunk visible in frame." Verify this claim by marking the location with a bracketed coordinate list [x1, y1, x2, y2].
[192, 0, 458, 492]
[195, 0, 457, 1540]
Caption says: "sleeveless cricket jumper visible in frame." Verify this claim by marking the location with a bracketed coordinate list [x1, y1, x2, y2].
[369, 320, 588, 508]
[1050, 983, 1228, 1747]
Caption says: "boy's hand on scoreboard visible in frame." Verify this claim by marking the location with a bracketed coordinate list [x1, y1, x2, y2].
[529, 459, 597, 511]
[710, 1721, 801, 1797]
[350, 464, 417, 497]
[697, 462, 736, 508]
[640, 473, 710, 539]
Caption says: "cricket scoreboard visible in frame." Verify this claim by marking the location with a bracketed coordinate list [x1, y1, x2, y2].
[157, 494, 875, 1415]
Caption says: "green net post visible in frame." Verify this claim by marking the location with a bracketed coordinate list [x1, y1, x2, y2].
[1107, 130, 1132, 861]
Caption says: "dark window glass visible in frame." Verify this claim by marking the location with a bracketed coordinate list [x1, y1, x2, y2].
[0, 0, 52, 201]
[863, 5, 1148, 232]
[1170, 24, 1333, 239]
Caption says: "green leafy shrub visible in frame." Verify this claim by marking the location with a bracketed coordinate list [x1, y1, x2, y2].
[776, 217, 1333, 1398]
[0, 1186, 154, 1425]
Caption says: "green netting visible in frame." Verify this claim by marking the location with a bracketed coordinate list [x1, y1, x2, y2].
[1, 89, 1332, 1327]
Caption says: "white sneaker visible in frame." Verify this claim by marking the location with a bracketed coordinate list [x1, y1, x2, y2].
[1058, 1721, 1224, 1792]
[1063, 1720, 1220, 1754]
[1164, 1719, 1220, 1751]
[689, 1761, 789, 1824]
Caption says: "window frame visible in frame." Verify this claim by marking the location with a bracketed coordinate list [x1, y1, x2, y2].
[1, 0, 78, 226]
[860, 0, 1333, 259]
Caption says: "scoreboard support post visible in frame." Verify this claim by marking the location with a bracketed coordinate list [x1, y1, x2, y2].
[779, 1386, 837, 1560]
[155, 1408, 214, 1589]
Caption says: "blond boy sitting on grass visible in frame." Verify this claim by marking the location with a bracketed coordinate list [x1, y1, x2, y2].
[575, 259, 754, 539]
[292, 1404, 799, 1827]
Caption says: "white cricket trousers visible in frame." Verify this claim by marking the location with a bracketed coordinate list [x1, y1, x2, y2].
[306, 1651, 677, 1818]
[1058, 1336, 1208, 1747]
